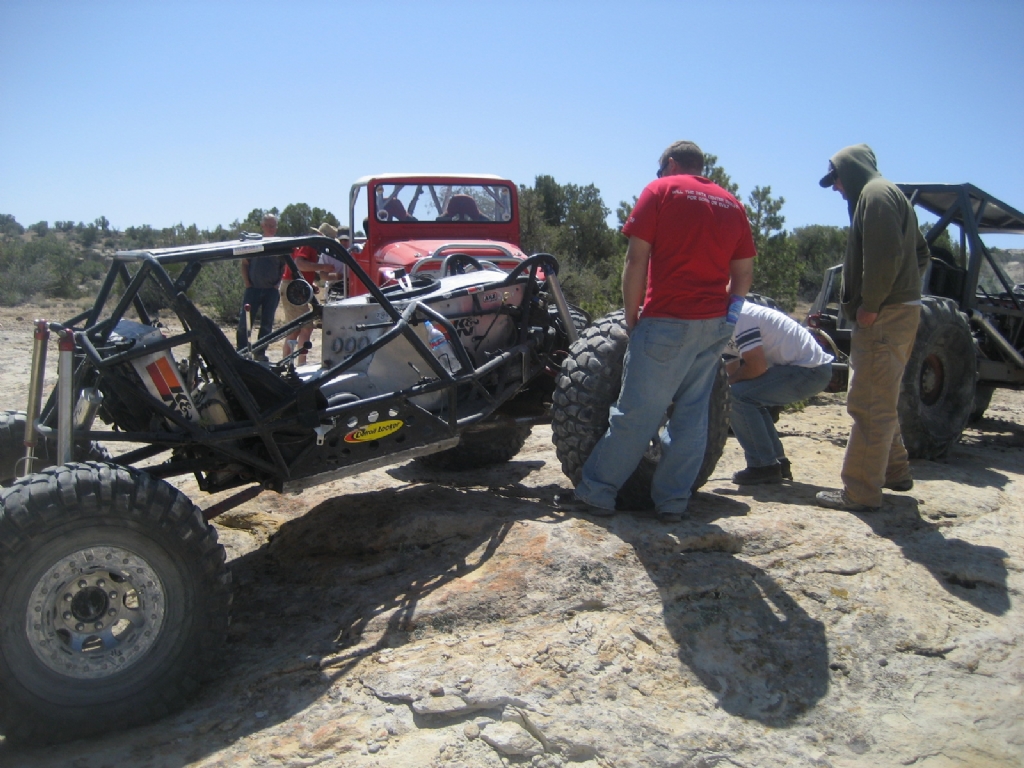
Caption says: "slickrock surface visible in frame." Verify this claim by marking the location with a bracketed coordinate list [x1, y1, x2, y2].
[0, 306, 1021, 767]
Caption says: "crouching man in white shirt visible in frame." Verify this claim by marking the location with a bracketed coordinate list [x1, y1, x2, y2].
[725, 302, 834, 484]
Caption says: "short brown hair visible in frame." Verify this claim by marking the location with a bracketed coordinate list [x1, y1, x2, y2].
[659, 141, 704, 174]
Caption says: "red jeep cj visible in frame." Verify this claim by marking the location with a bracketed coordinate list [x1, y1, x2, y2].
[342, 174, 528, 295]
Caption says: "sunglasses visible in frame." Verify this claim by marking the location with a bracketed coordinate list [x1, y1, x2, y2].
[657, 159, 672, 178]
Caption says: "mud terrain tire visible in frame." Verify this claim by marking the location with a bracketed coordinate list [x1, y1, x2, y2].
[418, 424, 533, 470]
[550, 310, 730, 510]
[898, 297, 977, 459]
[0, 410, 110, 487]
[0, 462, 231, 745]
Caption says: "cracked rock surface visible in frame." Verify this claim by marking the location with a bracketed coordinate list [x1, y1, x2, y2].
[0, 306, 1021, 768]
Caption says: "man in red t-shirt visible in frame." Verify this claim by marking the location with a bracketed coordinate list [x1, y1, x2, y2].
[562, 140, 755, 522]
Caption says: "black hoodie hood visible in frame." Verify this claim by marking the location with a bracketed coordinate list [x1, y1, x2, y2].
[829, 144, 882, 218]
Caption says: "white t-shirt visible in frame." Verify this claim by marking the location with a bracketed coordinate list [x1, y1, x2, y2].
[727, 302, 834, 368]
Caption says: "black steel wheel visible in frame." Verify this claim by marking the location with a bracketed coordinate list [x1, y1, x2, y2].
[898, 297, 977, 459]
[0, 462, 231, 744]
[550, 310, 730, 510]
[417, 424, 533, 471]
[0, 410, 110, 487]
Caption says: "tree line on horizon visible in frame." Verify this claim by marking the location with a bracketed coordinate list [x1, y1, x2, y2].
[0, 160, 984, 317]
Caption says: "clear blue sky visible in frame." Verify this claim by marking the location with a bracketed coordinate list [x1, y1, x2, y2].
[2, 0, 1022, 244]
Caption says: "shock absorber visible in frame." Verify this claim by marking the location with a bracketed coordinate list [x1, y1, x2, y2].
[20, 320, 50, 477]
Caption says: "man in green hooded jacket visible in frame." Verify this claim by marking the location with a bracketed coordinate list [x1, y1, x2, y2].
[816, 144, 930, 511]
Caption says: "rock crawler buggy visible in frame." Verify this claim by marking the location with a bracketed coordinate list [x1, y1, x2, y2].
[0, 175, 730, 744]
[806, 182, 1024, 459]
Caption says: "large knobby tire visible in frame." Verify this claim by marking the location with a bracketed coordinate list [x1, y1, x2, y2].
[550, 310, 730, 510]
[0, 410, 110, 487]
[417, 424, 533, 471]
[0, 462, 232, 745]
[898, 297, 977, 459]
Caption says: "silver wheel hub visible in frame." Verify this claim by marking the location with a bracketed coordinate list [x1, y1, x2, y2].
[26, 545, 166, 679]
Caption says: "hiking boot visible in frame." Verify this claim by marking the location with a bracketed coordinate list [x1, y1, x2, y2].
[778, 457, 793, 480]
[815, 489, 881, 512]
[732, 464, 783, 485]
[554, 490, 616, 517]
[884, 476, 914, 492]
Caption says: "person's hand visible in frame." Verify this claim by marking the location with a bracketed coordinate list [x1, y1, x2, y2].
[856, 307, 878, 328]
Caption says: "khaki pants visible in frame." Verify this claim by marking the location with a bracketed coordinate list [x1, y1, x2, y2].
[842, 303, 921, 506]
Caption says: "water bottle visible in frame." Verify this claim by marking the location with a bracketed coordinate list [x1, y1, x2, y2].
[424, 320, 462, 373]
[726, 295, 745, 324]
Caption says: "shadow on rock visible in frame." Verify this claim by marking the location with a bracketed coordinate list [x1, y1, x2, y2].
[617, 515, 830, 726]
[161, 482, 558, 763]
[711, 479, 823, 508]
[854, 497, 1010, 615]
[910, 453, 1011, 491]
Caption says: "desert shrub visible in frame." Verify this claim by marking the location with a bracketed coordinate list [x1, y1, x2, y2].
[0, 234, 83, 303]
[191, 259, 245, 324]
[557, 251, 624, 319]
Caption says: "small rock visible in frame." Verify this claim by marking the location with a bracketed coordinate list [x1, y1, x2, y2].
[464, 722, 480, 739]
[878, 658, 888, 667]
[480, 721, 543, 757]
[429, 682, 445, 696]
[412, 695, 470, 716]
[367, 741, 381, 754]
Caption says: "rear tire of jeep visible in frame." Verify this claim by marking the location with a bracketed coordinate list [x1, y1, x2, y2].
[417, 424, 532, 471]
[898, 298, 977, 460]
[550, 309, 730, 510]
[0, 410, 110, 487]
[0, 462, 231, 745]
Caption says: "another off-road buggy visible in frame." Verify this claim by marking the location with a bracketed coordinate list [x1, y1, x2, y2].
[806, 183, 1024, 459]
[0, 175, 730, 744]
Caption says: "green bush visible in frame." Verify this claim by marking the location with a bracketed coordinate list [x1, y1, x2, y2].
[190, 260, 245, 324]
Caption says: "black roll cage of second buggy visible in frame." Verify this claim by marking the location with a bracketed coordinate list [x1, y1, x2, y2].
[24, 235, 576, 516]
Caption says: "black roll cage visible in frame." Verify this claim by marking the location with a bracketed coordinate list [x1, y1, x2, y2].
[34, 234, 562, 499]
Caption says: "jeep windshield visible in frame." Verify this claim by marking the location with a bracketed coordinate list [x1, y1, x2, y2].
[371, 183, 513, 224]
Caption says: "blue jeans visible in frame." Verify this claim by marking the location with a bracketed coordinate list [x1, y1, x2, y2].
[730, 363, 832, 467]
[236, 287, 280, 349]
[576, 316, 734, 516]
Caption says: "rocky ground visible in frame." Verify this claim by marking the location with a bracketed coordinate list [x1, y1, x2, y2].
[0, 303, 1021, 768]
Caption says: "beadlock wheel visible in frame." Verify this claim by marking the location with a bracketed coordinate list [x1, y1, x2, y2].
[0, 462, 231, 745]
[26, 544, 167, 679]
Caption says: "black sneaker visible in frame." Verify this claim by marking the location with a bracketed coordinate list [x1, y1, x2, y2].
[778, 457, 793, 480]
[732, 464, 783, 485]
